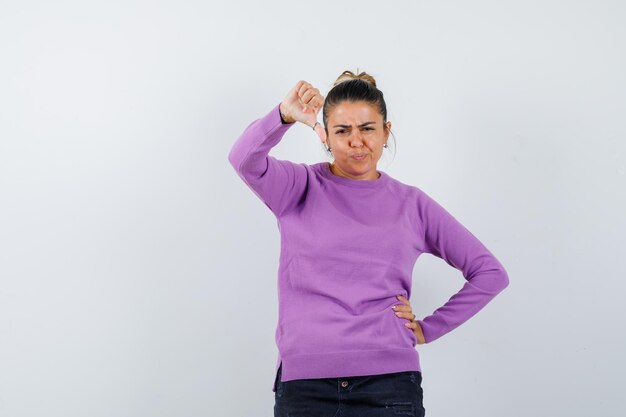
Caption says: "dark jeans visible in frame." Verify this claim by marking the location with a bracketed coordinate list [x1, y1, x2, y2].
[274, 363, 426, 417]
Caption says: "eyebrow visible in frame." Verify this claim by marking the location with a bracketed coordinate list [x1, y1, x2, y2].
[332, 122, 376, 128]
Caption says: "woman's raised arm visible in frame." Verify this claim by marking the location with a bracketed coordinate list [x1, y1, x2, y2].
[228, 80, 326, 217]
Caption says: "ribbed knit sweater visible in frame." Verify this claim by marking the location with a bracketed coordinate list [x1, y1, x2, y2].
[228, 102, 509, 392]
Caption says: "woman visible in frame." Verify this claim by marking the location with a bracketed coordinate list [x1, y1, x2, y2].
[228, 71, 509, 417]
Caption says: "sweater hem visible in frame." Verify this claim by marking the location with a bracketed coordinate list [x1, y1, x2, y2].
[272, 347, 421, 392]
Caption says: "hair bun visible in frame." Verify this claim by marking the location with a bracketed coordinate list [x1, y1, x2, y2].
[333, 69, 377, 88]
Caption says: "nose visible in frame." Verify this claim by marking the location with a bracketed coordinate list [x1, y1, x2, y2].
[350, 130, 364, 147]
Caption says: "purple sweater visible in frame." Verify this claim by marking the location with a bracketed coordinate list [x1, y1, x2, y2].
[228, 102, 509, 392]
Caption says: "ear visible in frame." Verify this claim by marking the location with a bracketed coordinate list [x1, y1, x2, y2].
[385, 121, 392, 139]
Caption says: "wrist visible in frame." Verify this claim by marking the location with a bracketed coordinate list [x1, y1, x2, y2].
[279, 104, 295, 124]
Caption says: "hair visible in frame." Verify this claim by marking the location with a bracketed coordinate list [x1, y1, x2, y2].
[322, 69, 396, 162]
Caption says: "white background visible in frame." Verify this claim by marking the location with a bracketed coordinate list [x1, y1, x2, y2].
[1, 0, 624, 416]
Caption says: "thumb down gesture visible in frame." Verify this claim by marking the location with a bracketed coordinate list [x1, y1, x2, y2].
[280, 80, 327, 145]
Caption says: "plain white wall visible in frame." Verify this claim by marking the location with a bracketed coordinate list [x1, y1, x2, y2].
[1, 0, 624, 416]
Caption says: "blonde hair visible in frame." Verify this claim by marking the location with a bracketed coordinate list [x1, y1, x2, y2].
[332, 69, 378, 88]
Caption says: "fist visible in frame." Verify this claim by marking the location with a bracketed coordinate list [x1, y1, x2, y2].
[280, 80, 327, 144]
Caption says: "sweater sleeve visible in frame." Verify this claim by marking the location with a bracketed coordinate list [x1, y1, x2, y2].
[415, 189, 509, 344]
[227, 102, 309, 217]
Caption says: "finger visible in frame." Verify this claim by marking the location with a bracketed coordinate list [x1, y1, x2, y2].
[302, 94, 322, 113]
[313, 95, 325, 110]
[394, 310, 416, 321]
[301, 99, 315, 112]
[298, 82, 311, 98]
[286, 81, 306, 106]
[396, 295, 411, 306]
[300, 87, 322, 110]
[310, 89, 322, 105]
[301, 97, 317, 112]
[292, 80, 306, 97]
[300, 88, 317, 104]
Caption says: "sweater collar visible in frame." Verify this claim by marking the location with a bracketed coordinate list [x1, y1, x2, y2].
[319, 162, 389, 189]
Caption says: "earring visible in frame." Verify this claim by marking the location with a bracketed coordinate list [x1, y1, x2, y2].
[383, 143, 388, 148]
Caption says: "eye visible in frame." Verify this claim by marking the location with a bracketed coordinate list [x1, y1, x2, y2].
[364, 127, 374, 131]
[335, 129, 347, 134]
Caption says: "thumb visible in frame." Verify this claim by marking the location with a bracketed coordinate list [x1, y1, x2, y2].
[313, 122, 327, 144]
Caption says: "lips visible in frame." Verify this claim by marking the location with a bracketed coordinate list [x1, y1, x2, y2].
[352, 154, 367, 160]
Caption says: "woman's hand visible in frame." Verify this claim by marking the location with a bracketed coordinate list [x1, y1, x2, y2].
[393, 295, 426, 345]
[280, 80, 327, 145]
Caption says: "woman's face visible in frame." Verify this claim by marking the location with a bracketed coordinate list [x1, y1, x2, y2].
[326, 100, 391, 180]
